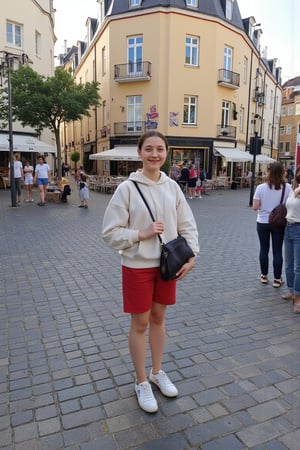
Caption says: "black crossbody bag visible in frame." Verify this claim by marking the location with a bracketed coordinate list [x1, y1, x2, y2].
[131, 181, 194, 281]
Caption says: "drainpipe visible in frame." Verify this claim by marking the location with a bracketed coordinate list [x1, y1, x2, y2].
[245, 49, 254, 150]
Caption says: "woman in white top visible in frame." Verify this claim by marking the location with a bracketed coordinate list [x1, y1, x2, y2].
[283, 166, 300, 313]
[34, 155, 50, 206]
[253, 162, 292, 287]
[23, 160, 34, 202]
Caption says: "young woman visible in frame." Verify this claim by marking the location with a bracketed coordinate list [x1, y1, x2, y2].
[102, 131, 199, 413]
[282, 165, 300, 313]
[253, 162, 292, 287]
[34, 155, 51, 206]
[23, 160, 34, 202]
[8, 153, 23, 205]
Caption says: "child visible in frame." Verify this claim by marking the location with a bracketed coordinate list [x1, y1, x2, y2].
[195, 177, 202, 198]
[78, 173, 89, 208]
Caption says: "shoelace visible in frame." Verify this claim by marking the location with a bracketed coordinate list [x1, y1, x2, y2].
[139, 382, 153, 400]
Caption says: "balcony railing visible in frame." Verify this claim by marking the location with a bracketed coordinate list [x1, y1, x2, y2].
[217, 69, 240, 89]
[114, 121, 146, 135]
[114, 61, 151, 83]
[216, 124, 236, 138]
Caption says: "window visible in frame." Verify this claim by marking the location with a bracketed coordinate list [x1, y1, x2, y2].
[221, 101, 230, 128]
[296, 103, 300, 115]
[183, 96, 197, 125]
[225, 0, 234, 20]
[185, 36, 199, 66]
[239, 107, 244, 132]
[6, 21, 22, 48]
[186, 0, 198, 7]
[270, 89, 273, 109]
[127, 96, 142, 132]
[285, 142, 290, 154]
[280, 125, 284, 135]
[288, 105, 294, 115]
[281, 106, 286, 116]
[102, 101, 107, 127]
[128, 36, 143, 74]
[99, 0, 105, 24]
[102, 46, 106, 75]
[35, 31, 41, 56]
[223, 46, 233, 82]
[286, 124, 292, 135]
[243, 57, 248, 83]
[129, 0, 141, 7]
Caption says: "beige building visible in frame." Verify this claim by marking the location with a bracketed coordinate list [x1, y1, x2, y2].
[279, 76, 300, 168]
[60, 0, 282, 179]
[0, 0, 56, 170]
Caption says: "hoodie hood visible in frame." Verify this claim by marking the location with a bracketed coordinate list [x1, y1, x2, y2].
[128, 170, 170, 186]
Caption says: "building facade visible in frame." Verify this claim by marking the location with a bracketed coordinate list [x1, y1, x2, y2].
[60, 0, 282, 178]
[279, 76, 300, 168]
[0, 0, 56, 170]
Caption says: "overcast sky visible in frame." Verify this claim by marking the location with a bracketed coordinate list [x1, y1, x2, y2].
[53, 0, 300, 81]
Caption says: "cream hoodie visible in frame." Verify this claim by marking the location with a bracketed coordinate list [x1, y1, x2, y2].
[102, 171, 199, 269]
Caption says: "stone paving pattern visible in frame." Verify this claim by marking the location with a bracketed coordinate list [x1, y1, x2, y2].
[0, 179, 299, 450]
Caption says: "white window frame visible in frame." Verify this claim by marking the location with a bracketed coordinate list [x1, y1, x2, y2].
[226, 0, 234, 20]
[127, 35, 143, 75]
[35, 31, 41, 56]
[239, 107, 244, 132]
[288, 105, 294, 116]
[223, 46, 233, 82]
[129, 0, 141, 7]
[183, 95, 197, 125]
[185, 36, 199, 66]
[102, 46, 107, 76]
[221, 101, 230, 127]
[279, 126, 284, 135]
[186, 0, 198, 7]
[6, 21, 22, 48]
[281, 106, 286, 116]
[286, 124, 292, 135]
[243, 57, 248, 83]
[285, 142, 290, 153]
[127, 96, 142, 132]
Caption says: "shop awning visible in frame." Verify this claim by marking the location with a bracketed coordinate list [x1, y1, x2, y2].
[89, 146, 141, 161]
[0, 134, 56, 154]
[254, 154, 275, 164]
[214, 147, 252, 162]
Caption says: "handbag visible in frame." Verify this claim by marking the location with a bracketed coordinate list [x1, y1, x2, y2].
[269, 183, 287, 228]
[131, 181, 195, 281]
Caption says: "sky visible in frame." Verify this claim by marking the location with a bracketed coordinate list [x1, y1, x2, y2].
[53, 0, 300, 82]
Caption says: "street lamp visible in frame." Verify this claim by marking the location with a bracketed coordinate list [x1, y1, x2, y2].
[0, 51, 31, 207]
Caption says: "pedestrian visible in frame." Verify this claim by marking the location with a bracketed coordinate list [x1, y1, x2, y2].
[179, 161, 189, 192]
[195, 177, 202, 198]
[75, 165, 84, 182]
[78, 173, 89, 208]
[253, 162, 292, 287]
[8, 153, 23, 206]
[188, 162, 197, 199]
[282, 165, 300, 313]
[23, 160, 34, 202]
[34, 155, 51, 206]
[102, 130, 199, 413]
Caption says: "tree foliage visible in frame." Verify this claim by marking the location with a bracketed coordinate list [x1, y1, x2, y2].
[0, 66, 100, 178]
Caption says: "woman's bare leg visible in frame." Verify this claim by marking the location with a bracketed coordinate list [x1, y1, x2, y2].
[129, 310, 151, 384]
[149, 303, 166, 373]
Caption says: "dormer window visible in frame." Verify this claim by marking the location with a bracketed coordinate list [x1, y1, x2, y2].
[129, 0, 141, 7]
[226, 0, 234, 20]
[186, 0, 198, 7]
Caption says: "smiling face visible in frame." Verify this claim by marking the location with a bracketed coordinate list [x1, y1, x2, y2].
[137, 134, 168, 180]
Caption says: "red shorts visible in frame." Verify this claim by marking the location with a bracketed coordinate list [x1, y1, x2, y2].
[122, 266, 176, 314]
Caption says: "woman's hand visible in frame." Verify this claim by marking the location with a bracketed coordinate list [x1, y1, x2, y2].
[294, 187, 300, 198]
[138, 221, 164, 241]
[175, 257, 195, 280]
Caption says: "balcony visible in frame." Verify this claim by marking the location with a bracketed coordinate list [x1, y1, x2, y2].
[114, 61, 151, 83]
[114, 121, 146, 136]
[217, 69, 240, 89]
[216, 124, 236, 138]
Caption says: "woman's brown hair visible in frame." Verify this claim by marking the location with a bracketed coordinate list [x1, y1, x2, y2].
[137, 131, 169, 151]
[266, 162, 285, 190]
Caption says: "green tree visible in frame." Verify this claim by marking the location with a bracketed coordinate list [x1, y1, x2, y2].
[0, 66, 100, 178]
[70, 151, 80, 173]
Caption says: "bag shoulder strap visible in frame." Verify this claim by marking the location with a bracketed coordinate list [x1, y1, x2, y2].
[131, 180, 162, 243]
[280, 183, 286, 204]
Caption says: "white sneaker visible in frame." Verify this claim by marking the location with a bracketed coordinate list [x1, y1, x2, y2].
[135, 381, 158, 413]
[149, 369, 178, 397]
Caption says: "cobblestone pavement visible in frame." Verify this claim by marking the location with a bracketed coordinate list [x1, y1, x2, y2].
[0, 180, 300, 450]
